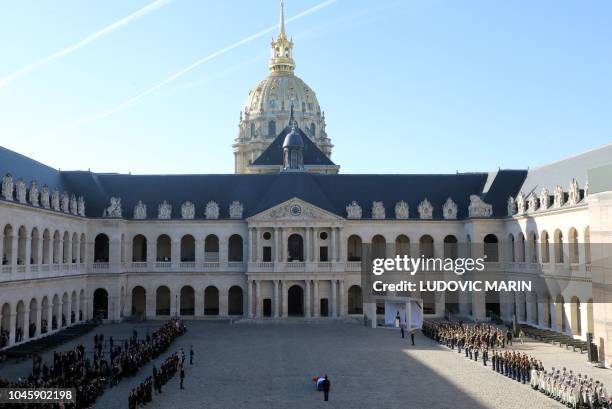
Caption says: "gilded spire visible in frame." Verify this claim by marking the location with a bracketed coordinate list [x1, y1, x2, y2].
[279, 0, 286, 37]
[269, 0, 295, 74]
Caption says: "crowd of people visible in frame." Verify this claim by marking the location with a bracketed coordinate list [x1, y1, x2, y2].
[423, 320, 611, 408]
[0, 317, 186, 409]
[129, 352, 181, 409]
[0, 343, 106, 408]
[531, 367, 611, 408]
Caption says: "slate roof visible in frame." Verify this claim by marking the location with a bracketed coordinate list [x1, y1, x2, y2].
[0, 143, 527, 219]
[251, 125, 335, 167]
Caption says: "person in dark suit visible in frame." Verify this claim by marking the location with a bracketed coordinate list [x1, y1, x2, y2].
[322, 375, 330, 401]
[180, 365, 185, 389]
[190, 346, 194, 365]
[410, 329, 415, 346]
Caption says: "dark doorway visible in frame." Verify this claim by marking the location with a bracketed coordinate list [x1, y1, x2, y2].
[228, 286, 243, 315]
[288, 285, 304, 316]
[93, 288, 108, 319]
[320, 298, 329, 317]
[263, 299, 272, 317]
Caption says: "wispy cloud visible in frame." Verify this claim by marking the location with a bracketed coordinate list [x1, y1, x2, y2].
[56, 0, 338, 131]
[0, 0, 171, 89]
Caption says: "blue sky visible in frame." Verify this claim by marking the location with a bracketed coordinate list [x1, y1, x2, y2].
[0, 0, 610, 174]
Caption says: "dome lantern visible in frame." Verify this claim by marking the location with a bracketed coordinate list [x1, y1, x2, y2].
[269, 0, 295, 75]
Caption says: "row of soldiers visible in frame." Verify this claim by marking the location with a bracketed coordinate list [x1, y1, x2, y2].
[423, 320, 511, 351]
[129, 352, 180, 409]
[424, 320, 611, 408]
[531, 367, 611, 408]
[106, 317, 186, 387]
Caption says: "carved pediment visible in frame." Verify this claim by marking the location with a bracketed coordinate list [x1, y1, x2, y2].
[248, 198, 342, 222]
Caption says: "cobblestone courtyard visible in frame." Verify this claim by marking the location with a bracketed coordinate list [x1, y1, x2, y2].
[3, 321, 611, 409]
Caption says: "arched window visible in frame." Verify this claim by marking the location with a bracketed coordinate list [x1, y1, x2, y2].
[79, 234, 86, 263]
[204, 235, 219, 262]
[94, 234, 109, 263]
[250, 122, 256, 137]
[42, 229, 51, 264]
[584, 227, 591, 267]
[204, 286, 219, 315]
[310, 122, 316, 137]
[52, 230, 61, 264]
[180, 235, 195, 262]
[554, 229, 564, 263]
[395, 235, 410, 257]
[62, 231, 70, 263]
[419, 235, 434, 258]
[443, 235, 458, 259]
[541, 231, 550, 263]
[3, 224, 14, 266]
[268, 120, 276, 136]
[568, 228, 579, 264]
[131, 286, 146, 318]
[228, 234, 243, 262]
[156, 234, 171, 262]
[517, 233, 525, 262]
[372, 235, 386, 259]
[287, 234, 304, 262]
[483, 234, 498, 262]
[156, 286, 171, 316]
[17, 226, 27, 265]
[71, 233, 78, 263]
[529, 232, 537, 263]
[347, 235, 362, 261]
[132, 235, 147, 262]
[180, 286, 195, 315]
[30, 227, 41, 264]
[348, 285, 363, 314]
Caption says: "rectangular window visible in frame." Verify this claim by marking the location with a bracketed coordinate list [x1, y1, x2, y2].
[263, 246, 272, 262]
[319, 246, 328, 262]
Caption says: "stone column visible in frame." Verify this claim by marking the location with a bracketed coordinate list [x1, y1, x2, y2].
[247, 280, 253, 318]
[171, 239, 180, 269]
[313, 281, 319, 317]
[253, 229, 259, 263]
[219, 288, 228, 317]
[280, 229, 286, 262]
[339, 280, 345, 317]
[313, 228, 319, 262]
[195, 288, 204, 316]
[24, 234, 32, 273]
[147, 238, 156, 269]
[219, 236, 229, 267]
[331, 228, 337, 262]
[37, 236, 44, 267]
[331, 280, 337, 318]
[146, 290, 156, 319]
[305, 280, 311, 318]
[274, 227, 280, 262]
[65, 236, 72, 265]
[305, 228, 311, 262]
[195, 238, 204, 265]
[248, 228, 255, 262]
[10, 234, 18, 272]
[281, 281, 288, 317]
[273, 280, 280, 318]
[256, 280, 262, 318]
[35, 305, 41, 337]
[9, 312, 16, 346]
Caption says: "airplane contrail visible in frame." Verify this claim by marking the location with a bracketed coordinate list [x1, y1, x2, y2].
[0, 0, 171, 89]
[61, 0, 338, 129]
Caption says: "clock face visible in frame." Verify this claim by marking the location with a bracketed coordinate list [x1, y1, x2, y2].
[290, 204, 302, 217]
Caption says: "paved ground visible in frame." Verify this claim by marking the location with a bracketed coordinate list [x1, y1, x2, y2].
[3, 321, 610, 409]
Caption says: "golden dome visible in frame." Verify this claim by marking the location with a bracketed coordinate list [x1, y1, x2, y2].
[244, 74, 321, 118]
